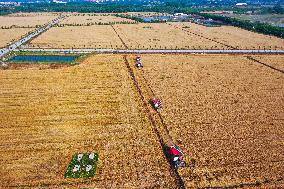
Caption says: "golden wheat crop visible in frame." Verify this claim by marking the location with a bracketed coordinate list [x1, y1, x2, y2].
[0, 54, 179, 188]
[0, 28, 35, 47]
[29, 25, 125, 49]
[172, 22, 284, 50]
[135, 54, 284, 188]
[113, 23, 226, 49]
[61, 14, 136, 25]
[251, 54, 284, 70]
[0, 13, 58, 27]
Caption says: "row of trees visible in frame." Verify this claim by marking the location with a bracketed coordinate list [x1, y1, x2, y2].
[28, 43, 282, 50]
[0, 25, 42, 29]
[55, 21, 137, 27]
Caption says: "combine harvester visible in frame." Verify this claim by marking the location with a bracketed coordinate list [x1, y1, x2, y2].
[135, 56, 143, 69]
[135, 55, 186, 169]
[150, 97, 186, 168]
[166, 144, 186, 169]
[150, 97, 162, 112]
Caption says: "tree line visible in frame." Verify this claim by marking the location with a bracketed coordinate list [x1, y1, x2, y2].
[198, 13, 284, 39]
[1, 3, 283, 15]
[56, 21, 137, 27]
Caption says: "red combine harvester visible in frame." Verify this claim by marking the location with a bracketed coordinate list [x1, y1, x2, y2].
[167, 144, 186, 169]
[135, 56, 143, 69]
[150, 98, 162, 112]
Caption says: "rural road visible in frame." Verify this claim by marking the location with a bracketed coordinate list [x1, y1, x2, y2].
[0, 15, 65, 59]
[15, 48, 284, 54]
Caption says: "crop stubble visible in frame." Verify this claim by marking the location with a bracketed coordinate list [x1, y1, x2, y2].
[28, 19, 284, 50]
[113, 23, 226, 49]
[171, 22, 284, 50]
[0, 13, 58, 27]
[61, 14, 136, 25]
[29, 25, 125, 49]
[0, 28, 35, 48]
[250, 54, 284, 71]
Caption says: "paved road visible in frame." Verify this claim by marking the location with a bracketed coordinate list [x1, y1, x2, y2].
[15, 48, 284, 54]
[0, 15, 65, 59]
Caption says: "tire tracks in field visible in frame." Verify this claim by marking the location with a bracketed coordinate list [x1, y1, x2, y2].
[111, 25, 128, 49]
[246, 56, 284, 74]
[123, 55, 185, 189]
[140, 69, 173, 138]
[168, 23, 236, 50]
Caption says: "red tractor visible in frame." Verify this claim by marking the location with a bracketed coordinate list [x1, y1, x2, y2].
[167, 144, 186, 169]
[150, 98, 162, 112]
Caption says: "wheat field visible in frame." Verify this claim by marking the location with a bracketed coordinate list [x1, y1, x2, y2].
[0, 28, 34, 48]
[134, 54, 284, 188]
[0, 54, 179, 188]
[172, 22, 284, 50]
[29, 25, 125, 49]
